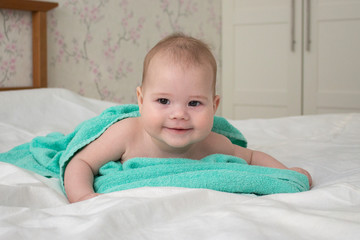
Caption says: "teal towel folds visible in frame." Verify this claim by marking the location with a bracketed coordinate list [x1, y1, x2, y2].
[0, 104, 309, 196]
[95, 154, 309, 194]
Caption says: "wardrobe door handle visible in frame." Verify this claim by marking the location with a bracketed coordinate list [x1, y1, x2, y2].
[291, 0, 296, 51]
[306, 0, 311, 51]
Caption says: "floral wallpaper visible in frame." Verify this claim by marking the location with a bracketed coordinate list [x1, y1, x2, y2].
[0, 0, 221, 104]
[0, 9, 32, 87]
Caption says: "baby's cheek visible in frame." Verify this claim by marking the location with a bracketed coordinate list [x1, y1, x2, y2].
[196, 115, 213, 132]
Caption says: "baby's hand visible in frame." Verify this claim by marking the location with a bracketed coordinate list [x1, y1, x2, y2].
[76, 193, 102, 203]
[290, 167, 312, 187]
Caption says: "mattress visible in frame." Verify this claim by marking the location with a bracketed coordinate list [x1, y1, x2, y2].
[1, 88, 359, 240]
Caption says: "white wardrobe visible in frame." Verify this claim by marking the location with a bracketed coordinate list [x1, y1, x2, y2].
[221, 0, 360, 119]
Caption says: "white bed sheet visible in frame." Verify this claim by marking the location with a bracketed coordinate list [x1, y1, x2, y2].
[1, 88, 359, 240]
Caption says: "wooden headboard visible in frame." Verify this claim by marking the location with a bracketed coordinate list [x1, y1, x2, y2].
[0, 0, 58, 91]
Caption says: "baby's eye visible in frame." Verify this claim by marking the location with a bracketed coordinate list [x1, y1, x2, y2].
[158, 98, 170, 105]
[188, 101, 201, 107]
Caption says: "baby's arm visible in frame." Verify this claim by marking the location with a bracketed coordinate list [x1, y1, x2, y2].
[233, 145, 312, 186]
[64, 122, 127, 203]
[64, 157, 100, 203]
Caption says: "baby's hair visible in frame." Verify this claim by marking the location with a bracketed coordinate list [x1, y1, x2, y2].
[142, 33, 217, 93]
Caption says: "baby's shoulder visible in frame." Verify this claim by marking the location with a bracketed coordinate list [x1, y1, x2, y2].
[207, 131, 232, 143]
[104, 117, 140, 137]
[202, 132, 234, 154]
[112, 116, 138, 127]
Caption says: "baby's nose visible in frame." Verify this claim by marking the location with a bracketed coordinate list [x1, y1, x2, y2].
[169, 105, 189, 120]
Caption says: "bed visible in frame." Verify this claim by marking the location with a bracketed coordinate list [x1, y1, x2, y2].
[1, 88, 360, 239]
[1, 1, 360, 239]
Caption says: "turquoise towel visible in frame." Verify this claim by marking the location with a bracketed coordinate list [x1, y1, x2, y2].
[95, 154, 308, 194]
[0, 104, 309, 195]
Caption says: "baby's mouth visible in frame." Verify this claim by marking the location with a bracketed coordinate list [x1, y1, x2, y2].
[165, 127, 192, 134]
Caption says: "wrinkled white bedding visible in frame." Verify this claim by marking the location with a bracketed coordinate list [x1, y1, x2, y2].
[1, 88, 359, 240]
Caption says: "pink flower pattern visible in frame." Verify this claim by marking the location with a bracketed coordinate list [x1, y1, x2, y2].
[0, 9, 31, 87]
[0, 0, 221, 103]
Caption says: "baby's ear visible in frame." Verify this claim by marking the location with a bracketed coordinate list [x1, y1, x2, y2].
[136, 86, 144, 112]
[213, 95, 220, 113]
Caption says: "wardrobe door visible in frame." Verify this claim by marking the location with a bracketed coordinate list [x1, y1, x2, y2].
[303, 0, 360, 114]
[222, 0, 302, 119]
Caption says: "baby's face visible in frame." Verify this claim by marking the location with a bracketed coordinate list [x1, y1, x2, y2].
[137, 54, 219, 152]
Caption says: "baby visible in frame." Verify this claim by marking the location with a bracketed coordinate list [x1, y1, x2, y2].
[64, 33, 312, 203]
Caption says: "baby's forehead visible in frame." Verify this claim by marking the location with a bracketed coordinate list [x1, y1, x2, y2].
[150, 51, 213, 71]
[143, 49, 217, 94]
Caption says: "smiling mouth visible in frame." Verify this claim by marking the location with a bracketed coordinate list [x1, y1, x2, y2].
[165, 127, 192, 134]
